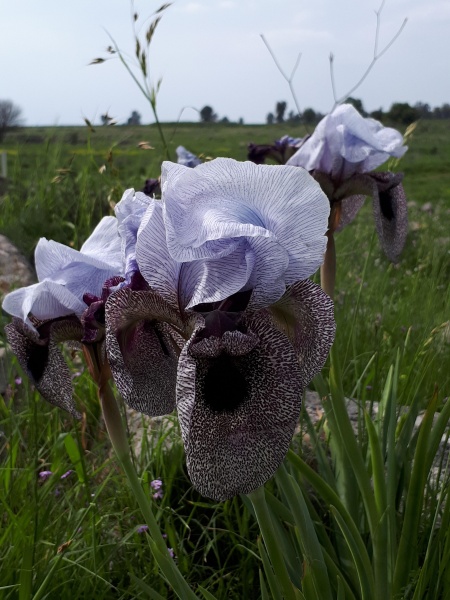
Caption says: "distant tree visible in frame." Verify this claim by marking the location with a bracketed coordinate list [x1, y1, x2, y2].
[287, 110, 301, 124]
[200, 105, 217, 123]
[0, 100, 23, 141]
[127, 110, 142, 125]
[266, 112, 274, 125]
[275, 101, 287, 123]
[302, 108, 317, 125]
[370, 108, 384, 121]
[220, 116, 230, 124]
[387, 102, 419, 125]
[345, 97, 367, 116]
[238, 117, 244, 125]
[414, 102, 431, 119]
[437, 103, 450, 119]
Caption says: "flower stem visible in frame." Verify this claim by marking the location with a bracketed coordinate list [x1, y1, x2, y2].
[99, 381, 197, 599]
[248, 486, 298, 600]
[320, 231, 336, 299]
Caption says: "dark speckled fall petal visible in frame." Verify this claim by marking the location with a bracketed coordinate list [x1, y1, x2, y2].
[370, 172, 408, 263]
[176, 314, 303, 501]
[5, 317, 83, 417]
[267, 279, 336, 386]
[105, 287, 189, 416]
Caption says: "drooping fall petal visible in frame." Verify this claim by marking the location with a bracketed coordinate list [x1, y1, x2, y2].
[5, 317, 84, 417]
[105, 287, 189, 416]
[371, 173, 408, 263]
[267, 279, 335, 385]
[176, 314, 304, 500]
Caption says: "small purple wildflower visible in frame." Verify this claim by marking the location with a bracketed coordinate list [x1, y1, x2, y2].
[60, 469, 75, 480]
[14, 377, 22, 385]
[137, 525, 149, 534]
[168, 548, 175, 558]
[153, 491, 163, 500]
[38, 470, 53, 481]
[150, 479, 163, 490]
[162, 533, 167, 539]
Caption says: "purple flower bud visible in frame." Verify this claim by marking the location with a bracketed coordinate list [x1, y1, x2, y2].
[152, 491, 163, 500]
[38, 470, 53, 481]
[14, 377, 22, 385]
[137, 525, 149, 534]
[168, 548, 175, 558]
[61, 469, 75, 480]
[150, 479, 163, 490]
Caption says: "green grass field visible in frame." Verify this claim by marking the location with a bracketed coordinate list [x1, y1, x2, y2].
[0, 120, 449, 599]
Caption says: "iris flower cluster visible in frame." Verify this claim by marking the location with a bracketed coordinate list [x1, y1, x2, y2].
[3, 158, 335, 501]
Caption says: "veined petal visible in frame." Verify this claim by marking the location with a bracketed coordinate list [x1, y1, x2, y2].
[177, 314, 303, 500]
[35, 217, 122, 282]
[267, 279, 336, 385]
[136, 198, 183, 312]
[287, 104, 407, 178]
[5, 317, 83, 417]
[115, 189, 152, 279]
[335, 195, 366, 232]
[162, 158, 329, 307]
[2, 280, 85, 329]
[105, 288, 188, 416]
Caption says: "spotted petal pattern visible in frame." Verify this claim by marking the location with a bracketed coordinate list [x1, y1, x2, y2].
[176, 314, 303, 500]
[5, 318, 84, 417]
[105, 287, 189, 416]
[371, 172, 408, 263]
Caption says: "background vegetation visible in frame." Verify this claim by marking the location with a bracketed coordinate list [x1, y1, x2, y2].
[0, 119, 449, 598]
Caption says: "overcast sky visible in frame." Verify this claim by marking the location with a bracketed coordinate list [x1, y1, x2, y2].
[1, 0, 449, 125]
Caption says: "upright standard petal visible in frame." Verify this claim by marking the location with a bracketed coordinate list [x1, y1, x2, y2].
[176, 314, 303, 500]
[287, 104, 407, 179]
[115, 189, 151, 280]
[161, 159, 329, 309]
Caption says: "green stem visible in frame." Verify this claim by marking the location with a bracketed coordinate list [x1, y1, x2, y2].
[99, 381, 198, 600]
[320, 231, 336, 299]
[248, 487, 298, 600]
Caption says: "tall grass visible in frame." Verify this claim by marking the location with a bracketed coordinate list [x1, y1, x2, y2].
[0, 121, 449, 598]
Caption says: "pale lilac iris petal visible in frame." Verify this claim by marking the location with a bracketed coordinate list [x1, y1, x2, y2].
[2, 280, 85, 329]
[287, 104, 407, 177]
[136, 199, 183, 312]
[176, 145, 201, 168]
[79, 216, 123, 268]
[115, 189, 152, 279]
[162, 158, 329, 308]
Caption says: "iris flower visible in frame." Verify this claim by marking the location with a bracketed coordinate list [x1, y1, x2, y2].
[2, 217, 123, 416]
[287, 104, 408, 262]
[106, 158, 335, 500]
[176, 145, 202, 168]
[248, 135, 303, 165]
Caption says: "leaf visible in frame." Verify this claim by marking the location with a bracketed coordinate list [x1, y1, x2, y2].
[64, 433, 85, 483]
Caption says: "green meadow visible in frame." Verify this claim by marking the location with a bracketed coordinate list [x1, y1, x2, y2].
[0, 120, 449, 599]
